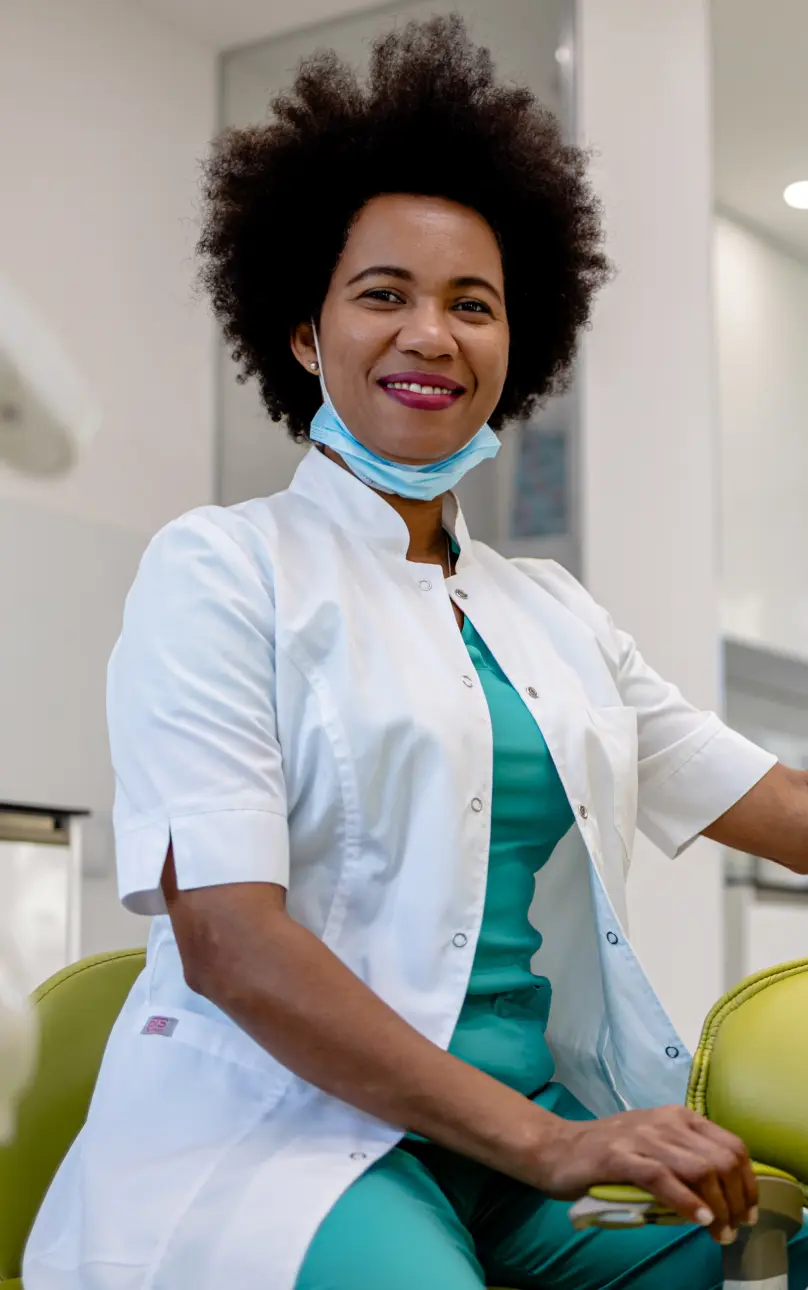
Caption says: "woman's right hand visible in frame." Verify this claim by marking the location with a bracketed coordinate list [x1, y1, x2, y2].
[530, 1105, 758, 1245]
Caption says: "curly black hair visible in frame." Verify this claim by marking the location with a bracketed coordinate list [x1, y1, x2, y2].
[197, 15, 611, 440]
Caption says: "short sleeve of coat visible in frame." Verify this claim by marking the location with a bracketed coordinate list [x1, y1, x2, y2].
[107, 509, 289, 916]
[512, 559, 777, 859]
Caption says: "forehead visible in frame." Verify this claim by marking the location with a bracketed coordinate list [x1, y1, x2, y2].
[335, 193, 504, 286]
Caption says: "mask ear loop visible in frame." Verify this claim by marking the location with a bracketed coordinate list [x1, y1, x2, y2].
[311, 322, 330, 404]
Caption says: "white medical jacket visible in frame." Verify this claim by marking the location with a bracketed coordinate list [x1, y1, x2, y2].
[24, 446, 776, 1290]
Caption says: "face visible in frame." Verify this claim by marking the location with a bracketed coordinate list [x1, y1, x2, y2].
[293, 193, 509, 464]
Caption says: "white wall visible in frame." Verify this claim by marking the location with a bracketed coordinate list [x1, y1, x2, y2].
[577, 0, 724, 1049]
[0, 0, 218, 954]
[0, 0, 217, 535]
[716, 214, 808, 659]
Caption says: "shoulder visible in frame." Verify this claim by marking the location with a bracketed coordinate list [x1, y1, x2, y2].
[118, 499, 297, 646]
[507, 555, 592, 606]
[113, 500, 289, 673]
[476, 548, 619, 655]
[133, 493, 296, 598]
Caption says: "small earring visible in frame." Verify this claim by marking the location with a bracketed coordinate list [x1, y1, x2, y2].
[310, 361, 319, 372]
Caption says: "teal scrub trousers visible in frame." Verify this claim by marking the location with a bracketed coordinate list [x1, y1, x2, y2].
[296, 1082, 808, 1290]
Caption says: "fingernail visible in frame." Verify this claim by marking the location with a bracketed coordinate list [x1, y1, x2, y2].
[746, 1206, 759, 1226]
[719, 1228, 738, 1245]
[695, 1207, 715, 1227]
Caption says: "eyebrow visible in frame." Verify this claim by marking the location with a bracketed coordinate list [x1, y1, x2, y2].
[346, 264, 503, 305]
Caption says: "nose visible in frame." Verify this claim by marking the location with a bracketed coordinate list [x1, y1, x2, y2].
[395, 299, 458, 362]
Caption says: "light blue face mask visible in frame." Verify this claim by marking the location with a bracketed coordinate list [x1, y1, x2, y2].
[308, 327, 500, 501]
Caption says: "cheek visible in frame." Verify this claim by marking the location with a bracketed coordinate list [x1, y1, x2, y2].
[322, 316, 389, 392]
[475, 331, 510, 396]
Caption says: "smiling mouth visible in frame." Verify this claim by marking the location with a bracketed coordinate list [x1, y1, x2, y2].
[377, 373, 466, 411]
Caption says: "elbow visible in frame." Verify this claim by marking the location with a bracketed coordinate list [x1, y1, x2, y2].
[170, 915, 226, 1001]
[175, 923, 233, 1004]
[179, 947, 210, 999]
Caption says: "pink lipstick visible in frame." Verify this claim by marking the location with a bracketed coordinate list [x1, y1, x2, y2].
[378, 371, 465, 412]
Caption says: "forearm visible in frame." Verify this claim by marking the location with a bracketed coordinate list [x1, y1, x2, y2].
[703, 763, 808, 874]
[186, 894, 560, 1183]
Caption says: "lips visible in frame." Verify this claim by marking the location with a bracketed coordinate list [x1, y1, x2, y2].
[377, 371, 465, 412]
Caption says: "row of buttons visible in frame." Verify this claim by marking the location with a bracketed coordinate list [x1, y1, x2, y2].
[449, 917, 685, 1064]
[417, 579, 543, 699]
[414, 578, 542, 701]
[450, 788, 487, 950]
[602, 930, 680, 1059]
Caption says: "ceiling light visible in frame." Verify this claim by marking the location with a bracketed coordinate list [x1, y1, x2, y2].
[783, 181, 808, 210]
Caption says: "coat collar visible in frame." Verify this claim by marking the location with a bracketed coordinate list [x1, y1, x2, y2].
[289, 446, 473, 564]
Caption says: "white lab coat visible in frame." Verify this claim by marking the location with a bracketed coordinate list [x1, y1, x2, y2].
[24, 447, 775, 1290]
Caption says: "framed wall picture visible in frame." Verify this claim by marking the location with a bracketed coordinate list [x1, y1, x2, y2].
[494, 386, 579, 575]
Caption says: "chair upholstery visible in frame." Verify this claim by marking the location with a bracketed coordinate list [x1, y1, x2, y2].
[688, 957, 808, 1197]
[0, 948, 146, 1283]
[0, 947, 516, 1288]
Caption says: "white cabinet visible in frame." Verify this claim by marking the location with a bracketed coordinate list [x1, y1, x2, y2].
[0, 806, 83, 994]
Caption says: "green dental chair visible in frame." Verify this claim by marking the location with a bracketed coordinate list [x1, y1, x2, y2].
[1, 953, 806, 1290]
[571, 958, 808, 1288]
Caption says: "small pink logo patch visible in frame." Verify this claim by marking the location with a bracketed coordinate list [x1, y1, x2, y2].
[142, 1015, 178, 1037]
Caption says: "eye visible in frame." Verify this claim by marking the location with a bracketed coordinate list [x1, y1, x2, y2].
[361, 288, 405, 304]
[453, 299, 493, 315]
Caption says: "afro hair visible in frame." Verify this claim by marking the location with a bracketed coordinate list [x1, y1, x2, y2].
[197, 14, 611, 439]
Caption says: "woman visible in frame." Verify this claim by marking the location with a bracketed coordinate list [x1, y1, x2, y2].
[24, 17, 808, 1290]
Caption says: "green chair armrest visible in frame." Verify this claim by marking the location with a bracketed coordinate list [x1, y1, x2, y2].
[569, 1189, 672, 1231]
[570, 1163, 801, 1232]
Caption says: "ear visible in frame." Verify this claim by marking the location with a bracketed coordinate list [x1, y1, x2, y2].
[291, 322, 318, 375]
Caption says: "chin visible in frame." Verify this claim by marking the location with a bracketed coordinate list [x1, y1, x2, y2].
[374, 437, 461, 465]
[372, 421, 471, 465]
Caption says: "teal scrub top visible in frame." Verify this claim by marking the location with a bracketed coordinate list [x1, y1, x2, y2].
[446, 616, 574, 1097]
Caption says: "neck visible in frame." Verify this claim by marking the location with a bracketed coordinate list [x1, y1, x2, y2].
[321, 445, 447, 563]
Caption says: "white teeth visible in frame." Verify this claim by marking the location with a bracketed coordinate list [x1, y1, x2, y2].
[386, 381, 455, 395]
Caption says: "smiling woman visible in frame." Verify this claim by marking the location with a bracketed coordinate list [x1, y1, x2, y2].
[22, 14, 808, 1290]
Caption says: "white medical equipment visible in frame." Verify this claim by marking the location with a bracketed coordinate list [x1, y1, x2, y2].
[0, 275, 101, 477]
